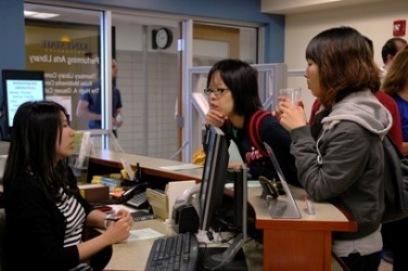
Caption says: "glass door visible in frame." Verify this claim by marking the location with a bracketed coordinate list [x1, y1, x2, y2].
[112, 13, 182, 158]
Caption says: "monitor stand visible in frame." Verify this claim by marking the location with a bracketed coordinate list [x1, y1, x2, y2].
[199, 233, 247, 271]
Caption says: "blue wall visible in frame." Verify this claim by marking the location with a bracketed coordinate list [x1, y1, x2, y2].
[0, 0, 25, 69]
[0, 0, 25, 95]
[62, 0, 285, 62]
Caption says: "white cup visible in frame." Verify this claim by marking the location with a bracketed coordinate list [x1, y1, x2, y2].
[278, 88, 302, 104]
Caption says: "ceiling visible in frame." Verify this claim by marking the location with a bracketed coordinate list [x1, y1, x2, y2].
[261, 0, 388, 14]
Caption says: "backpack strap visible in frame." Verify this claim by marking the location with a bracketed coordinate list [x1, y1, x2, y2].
[248, 110, 272, 156]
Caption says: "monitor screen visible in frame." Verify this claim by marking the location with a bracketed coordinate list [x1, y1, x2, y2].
[1, 70, 45, 141]
[199, 126, 229, 231]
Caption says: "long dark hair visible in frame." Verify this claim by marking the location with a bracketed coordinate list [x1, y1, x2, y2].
[3, 101, 72, 198]
[207, 59, 262, 119]
[306, 26, 380, 107]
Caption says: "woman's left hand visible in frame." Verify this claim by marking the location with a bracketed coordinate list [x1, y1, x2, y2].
[277, 100, 307, 131]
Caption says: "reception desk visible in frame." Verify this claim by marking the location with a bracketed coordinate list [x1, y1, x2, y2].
[89, 150, 357, 271]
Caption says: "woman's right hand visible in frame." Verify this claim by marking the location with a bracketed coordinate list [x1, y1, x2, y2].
[206, 108, 227, 127]
[103, 217, 131, 244]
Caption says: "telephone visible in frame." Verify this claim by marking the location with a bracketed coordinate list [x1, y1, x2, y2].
[112, 161, 149, 208]
[126, 190, 148, 209]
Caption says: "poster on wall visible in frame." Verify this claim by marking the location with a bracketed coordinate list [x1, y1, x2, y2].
[25, 20, 100, 129]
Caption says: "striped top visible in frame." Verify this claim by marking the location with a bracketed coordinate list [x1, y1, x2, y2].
[56, 189, 92, 271]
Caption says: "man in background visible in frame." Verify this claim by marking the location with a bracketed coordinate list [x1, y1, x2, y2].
[76, 59, 123, 137]
[381, 37, 407, 74]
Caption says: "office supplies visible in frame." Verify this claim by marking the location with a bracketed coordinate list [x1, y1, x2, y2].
[105, 216, 119, 222]
[173, 204, 199, 233]
[131, 210, 154, 222]
[263, 142, 302, 219]
[127, 228, 164, 242]
[166, 180, 196, 219]
[145, 232, 198, 271]
[146, 188, 168, 219]
[120, 158, 135, 181]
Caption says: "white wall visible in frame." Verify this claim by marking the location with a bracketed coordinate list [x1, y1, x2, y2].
[285, 0, 408, 117]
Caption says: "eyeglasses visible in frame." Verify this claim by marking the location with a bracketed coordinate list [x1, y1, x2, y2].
[203, 87, 229, 96]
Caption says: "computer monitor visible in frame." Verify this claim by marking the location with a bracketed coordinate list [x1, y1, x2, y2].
[1, 70, 45, 141]
[199, 126, 230, 231]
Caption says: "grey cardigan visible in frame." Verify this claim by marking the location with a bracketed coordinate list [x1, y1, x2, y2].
[290, 90, 392, 239]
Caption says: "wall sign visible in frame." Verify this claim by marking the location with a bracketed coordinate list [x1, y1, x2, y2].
[393, 20, 406, 37]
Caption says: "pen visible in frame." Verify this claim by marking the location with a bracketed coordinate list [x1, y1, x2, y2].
[105, 217, 119, 222]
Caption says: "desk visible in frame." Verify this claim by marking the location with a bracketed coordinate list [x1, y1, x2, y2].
[90, 151, 357, 271]
[249, 186, 356, 271]
[105, 219, 174, 271]
[89, 150, 202, 182]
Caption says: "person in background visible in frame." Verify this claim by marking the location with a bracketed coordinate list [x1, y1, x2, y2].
[382, 45, 408, 271]
[277, 26, 391, 271]
[77, 59, 123, 137]
[3, 101, 132, 271]
[205, 59, 298, 186]
[381, 37, 407, 74]
[383, 46, 408, 155]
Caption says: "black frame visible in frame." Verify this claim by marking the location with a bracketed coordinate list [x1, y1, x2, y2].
[1, 69, 45, 141]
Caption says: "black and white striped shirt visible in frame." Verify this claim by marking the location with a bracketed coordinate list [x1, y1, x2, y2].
[57, 189, 92, 271]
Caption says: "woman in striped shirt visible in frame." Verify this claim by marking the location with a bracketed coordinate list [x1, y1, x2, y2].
[3, 101, 133, 271]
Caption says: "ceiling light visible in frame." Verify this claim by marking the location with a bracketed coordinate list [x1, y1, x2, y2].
[24, 11, 38, 17]
[31, 13, 59, 19]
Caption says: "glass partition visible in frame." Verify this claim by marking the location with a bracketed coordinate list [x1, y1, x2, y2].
[24, 3, 102, 131]
[112, 12, 182, 159]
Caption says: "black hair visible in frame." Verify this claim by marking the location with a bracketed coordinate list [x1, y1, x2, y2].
[305, 26, 380, 106]
[3, 101, 72, 198]
[206, 59, 261, 118]
[381, 37, 407, 64]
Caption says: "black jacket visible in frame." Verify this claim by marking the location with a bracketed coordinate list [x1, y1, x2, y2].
[4, 170, 92, 271]
[222, 114, 299, 186]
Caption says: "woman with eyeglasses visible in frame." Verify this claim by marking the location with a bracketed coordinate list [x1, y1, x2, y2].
[205, 59, 298, 185]
[3, 101, 133, 271]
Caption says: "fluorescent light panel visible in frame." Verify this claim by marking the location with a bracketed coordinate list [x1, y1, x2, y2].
[24, 10, 59, 19]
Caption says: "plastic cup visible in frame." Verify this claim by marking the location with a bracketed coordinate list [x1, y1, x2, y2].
[278, 88, 302, 104]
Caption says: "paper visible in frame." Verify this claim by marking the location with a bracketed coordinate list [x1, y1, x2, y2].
[224, 180, 260, 190]
[192, 92, 209, 118]
[126, 228, 164, 242]
[108, 204, 137, 214]
[120, 158, 135, 180]
[160, 164, 203, 171]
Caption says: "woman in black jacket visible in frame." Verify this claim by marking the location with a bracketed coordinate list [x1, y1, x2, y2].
[205, 59, 298, 185]
[3, 101, 132, 271]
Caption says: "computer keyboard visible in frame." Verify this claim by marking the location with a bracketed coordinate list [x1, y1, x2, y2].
[145, 232, 199, 271]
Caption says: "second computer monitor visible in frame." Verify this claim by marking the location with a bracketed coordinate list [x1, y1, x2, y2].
[199, 126, 229, 231]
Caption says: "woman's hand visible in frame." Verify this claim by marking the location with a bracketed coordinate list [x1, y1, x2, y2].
[103, 209, 133, 244]
[277, 99, 307, 131]
[206, 108, 227, 127]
